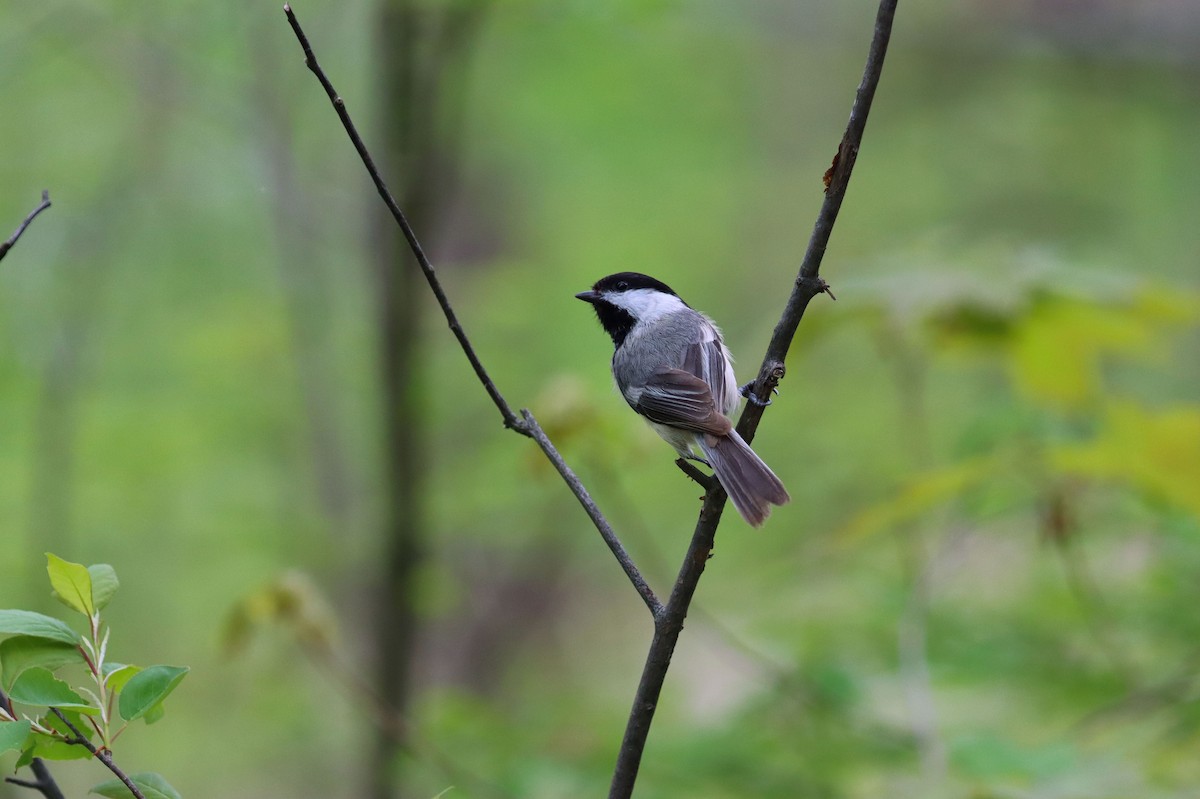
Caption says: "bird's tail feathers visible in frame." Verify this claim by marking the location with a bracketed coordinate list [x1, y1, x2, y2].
[700, 431, 790, 527]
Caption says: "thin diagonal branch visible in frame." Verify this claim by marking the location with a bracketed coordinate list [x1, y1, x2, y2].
[281, 4, 662, 616]
[49, 708, 146, 799]
[0, 190, 52, 263]
[738, 0, 897, 442]
[522, 411, 664, 616]
[608, 1, 900, 796]
[283, 4, 519, 431]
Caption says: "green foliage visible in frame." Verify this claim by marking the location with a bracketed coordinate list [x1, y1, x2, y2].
[0, 610, 81, 646]
[118, 666, 189, 724]
[46, 553, 97, 617]
[0, 718, 31, 755]
[9, 667, 95, 712]
[0, 555, 186, 794]
[20, 710, 95, 763]
[0, 637, 83, 691]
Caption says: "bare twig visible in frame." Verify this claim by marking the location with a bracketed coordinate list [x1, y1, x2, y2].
[607, 1, 900, 796]
[48, 708, 146, 799]
[283, 4, 518, 431]
[4, 761, 67, 799]
[0, 190, 51, 263]
[674, 458, 716, 491]
[280, 4, 663, 617]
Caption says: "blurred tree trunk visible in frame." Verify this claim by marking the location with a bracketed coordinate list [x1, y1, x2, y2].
[368, 2, 484, 797]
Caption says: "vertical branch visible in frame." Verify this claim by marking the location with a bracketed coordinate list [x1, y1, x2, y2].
[607, 1, 901, 796]
[364, 3, 488, 797]
[368, 3, 434, 796]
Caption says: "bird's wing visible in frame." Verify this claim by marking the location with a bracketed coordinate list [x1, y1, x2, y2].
[635, 367, 733, 436]
[680, 338, 734, 417]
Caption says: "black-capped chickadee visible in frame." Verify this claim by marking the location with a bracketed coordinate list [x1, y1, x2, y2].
[576, 272, 790, 527]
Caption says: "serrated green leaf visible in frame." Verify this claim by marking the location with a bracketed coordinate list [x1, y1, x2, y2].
[102, 663, 141, 693]
[0, 610, 80, 645]
[88, 565, 120, 611]
[46, 554, 94, 617]
[89, 772, 181, 799]
[0, 720, 33, 754]
[118, 665, 188, 722]
[0, 636, 84, 692]
[9, 667, 98, 713]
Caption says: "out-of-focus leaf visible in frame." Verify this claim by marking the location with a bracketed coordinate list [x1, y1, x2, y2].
[118, 665, 188, 722]
[0, 636, 84, 692]
[1052, 402, 1200, 518]
[1007, 300, 1153, 412]
[0, 610, 80, 645]
[88, 564, 120, 611]
[222, 571, 338, 656]
[8, 667, 97, 713]
[90, 772, 181, 799]
[46, 554, 94, 618]
[837, 456, 1003, 542]
[0, 720, 32, 755]
[1132, 286, 1200, 325]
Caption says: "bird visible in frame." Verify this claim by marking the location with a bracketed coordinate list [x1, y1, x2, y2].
[575, 272, 790, 526]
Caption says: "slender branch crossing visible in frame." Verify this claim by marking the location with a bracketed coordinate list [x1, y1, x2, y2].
[281, 3, 661, 616]
[283, 0, 898, 794]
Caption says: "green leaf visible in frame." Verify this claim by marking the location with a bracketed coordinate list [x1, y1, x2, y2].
[118, 665, 188, 722]
[8, 667, 98, 713]
[0, 720, 33, 755]
[46, 554, 94, 617]
[88, 564, 120, 611]
[0, 636, 84, 692]
[0, 610, 80, 645]
[26, 710, 94, 761]
[102, 663, 141, 693]
[90, 772, 181, 799]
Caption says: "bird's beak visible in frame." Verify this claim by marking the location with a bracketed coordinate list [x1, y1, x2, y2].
[575, 290, 600, 304]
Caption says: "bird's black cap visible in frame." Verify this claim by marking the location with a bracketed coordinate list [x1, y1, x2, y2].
[576, 272, 681, 349]
[575, 272, 678, 304]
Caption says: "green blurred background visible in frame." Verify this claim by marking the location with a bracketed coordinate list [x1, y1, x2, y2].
[3, 0, 1200, 797]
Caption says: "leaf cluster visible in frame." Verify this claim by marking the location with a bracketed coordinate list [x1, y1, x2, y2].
[0, 555, 187, 799]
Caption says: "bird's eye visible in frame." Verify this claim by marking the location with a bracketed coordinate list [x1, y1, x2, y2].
[616, 281, 629, 291]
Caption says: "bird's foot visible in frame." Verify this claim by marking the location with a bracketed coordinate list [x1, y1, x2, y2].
[740, 382, 777, 407]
